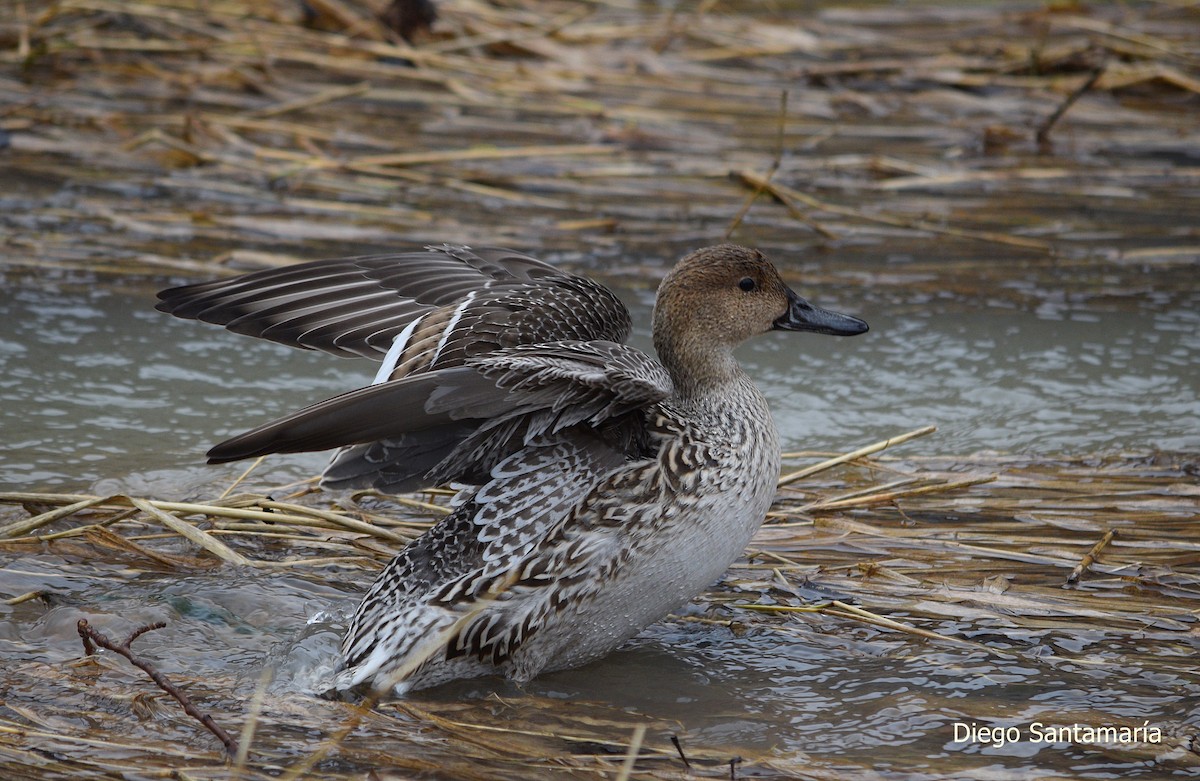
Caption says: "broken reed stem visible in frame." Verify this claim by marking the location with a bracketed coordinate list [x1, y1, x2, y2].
[128, 496, 254, 566]
[4, 590, 44, 606]
[725, 90, 793, 240]
[218, 456, 268, 500]
[778, 425, 937, 486]
[615, 723, 647, 781]
[77, 618, 240, 757]
[0, 492, 414, 543]
[738, 600, 1011, 657]
[253, 81, 372, 119]
[1067, 528, 1117, 585]
[804, 475, 997, 511]
[732, 164, 837, 240]
[0, 496, 108, 539]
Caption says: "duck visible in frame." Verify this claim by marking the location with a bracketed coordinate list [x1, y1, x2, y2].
[157, 244, 867, 695]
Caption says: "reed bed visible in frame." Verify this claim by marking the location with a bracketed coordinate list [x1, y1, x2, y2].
[2, 0, 1198, 278]
[1, 428, 1196, 779]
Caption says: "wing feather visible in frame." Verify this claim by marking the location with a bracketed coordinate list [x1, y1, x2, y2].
[205, 340, 671, 491]
[157, 245, 630, 362]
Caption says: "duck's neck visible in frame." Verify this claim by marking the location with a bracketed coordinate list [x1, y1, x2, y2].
[654, 332, 744, 400]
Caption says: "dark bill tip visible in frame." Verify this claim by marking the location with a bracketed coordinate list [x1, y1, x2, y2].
[774, 289, 868, 336]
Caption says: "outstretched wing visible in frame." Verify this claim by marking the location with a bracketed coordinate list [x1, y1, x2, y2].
[158, 245, 639, 489]
[205, 340, 672, 489]
[156, 244, 631, 374]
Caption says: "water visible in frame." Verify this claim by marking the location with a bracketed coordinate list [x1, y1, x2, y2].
[2, 263, 1196, 492]
[1, 258, 1197, 779]
[4, 548, 1196, 777]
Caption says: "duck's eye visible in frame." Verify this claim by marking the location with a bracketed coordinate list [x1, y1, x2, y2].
[738, 277, 756, 292]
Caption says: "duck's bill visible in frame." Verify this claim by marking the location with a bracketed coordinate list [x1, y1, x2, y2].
[774, 289, 868, 336]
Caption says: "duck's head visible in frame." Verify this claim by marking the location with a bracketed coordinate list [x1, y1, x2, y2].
[653, 244, 867, 387]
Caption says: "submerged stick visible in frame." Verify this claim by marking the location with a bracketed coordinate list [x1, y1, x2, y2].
[77, 618, 239, 757]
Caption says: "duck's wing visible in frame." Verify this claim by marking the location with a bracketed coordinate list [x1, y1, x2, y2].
[156, 245, 631, 374]
[206, 340, 673, 489]
[159, 245, 636, 489]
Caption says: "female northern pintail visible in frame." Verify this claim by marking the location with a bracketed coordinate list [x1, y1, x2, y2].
[157, 244, 867, 695]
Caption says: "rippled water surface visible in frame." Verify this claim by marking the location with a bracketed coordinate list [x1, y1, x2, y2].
[3, 264, 1196, 492]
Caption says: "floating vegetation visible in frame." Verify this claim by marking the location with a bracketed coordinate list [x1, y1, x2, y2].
[1, 427, 1197, 778]
[2, 0, 1198, 276]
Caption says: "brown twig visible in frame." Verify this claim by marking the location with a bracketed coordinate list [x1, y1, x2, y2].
[76, 618, 240, 757]
[1036, 62, 1107, 149]
[725, 90, 793, 240]
[1067, 528, 1117, 585]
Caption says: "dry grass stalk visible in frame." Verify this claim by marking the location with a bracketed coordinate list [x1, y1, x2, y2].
[778, 425, 937, 486]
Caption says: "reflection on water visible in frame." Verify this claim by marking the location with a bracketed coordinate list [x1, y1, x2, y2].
[1, 267, 1197, 492]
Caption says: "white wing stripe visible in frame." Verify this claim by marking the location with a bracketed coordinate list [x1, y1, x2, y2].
[431, 291, 476, 366]
[373, 316, 422, 385]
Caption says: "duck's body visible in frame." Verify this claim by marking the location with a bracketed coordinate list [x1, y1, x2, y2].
[158, 244, 866, 695]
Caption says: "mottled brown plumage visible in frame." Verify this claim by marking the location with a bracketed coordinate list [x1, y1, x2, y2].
[157, 244, 867, 695]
